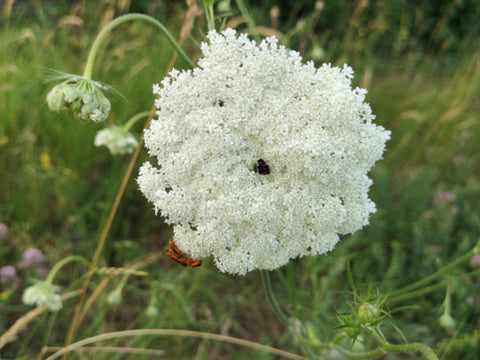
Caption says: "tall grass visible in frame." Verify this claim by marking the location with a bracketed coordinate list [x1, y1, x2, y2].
[1, 0, 479, 359]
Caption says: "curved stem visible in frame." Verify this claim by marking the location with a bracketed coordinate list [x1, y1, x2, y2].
[389, 268, 480, 304]
[370, 328, 438, 360]
[331, 345, 384, 359]
[47, 329, 308, 360]
[381, 343, 438, 360]
[124, 111, 150, 131]
[390, 238, 480, 297]
[261, 270, 291, 326]
[389, 278, 446, 304]
[83, 13, 194, 79]
[45, 256, 90, 284]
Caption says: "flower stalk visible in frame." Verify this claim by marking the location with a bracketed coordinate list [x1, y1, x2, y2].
[83, 13, 194, 79]
[390, 238, 480, 302]
[261, 270, 291, 326]
[369, 327, 438, 360]
[331, 326, 438, 360]
[124, 111, 150, 131]
[45, 256, 90, 285]
[22, 256, 89, 312]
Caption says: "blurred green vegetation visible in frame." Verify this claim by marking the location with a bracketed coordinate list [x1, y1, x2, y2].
[1, 0, 479, 359]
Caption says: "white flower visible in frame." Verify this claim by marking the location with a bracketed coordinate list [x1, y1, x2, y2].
[94, 125, 138, 155]
[22, 281, 62, 312]
[138, 29, 390, 275]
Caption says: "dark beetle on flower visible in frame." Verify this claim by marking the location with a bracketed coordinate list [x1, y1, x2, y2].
[254, 158, 270, 175]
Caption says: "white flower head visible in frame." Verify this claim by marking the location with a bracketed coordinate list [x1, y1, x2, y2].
[22, 280, 62, 312]
[94, 125, 138, 155]
[138, 29, 391, 275]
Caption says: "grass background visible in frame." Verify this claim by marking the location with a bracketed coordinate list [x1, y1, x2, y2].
[1, 0, 479, 359]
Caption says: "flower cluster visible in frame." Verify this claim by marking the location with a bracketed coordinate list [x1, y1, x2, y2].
[94, 125, 138, 155]
[18, 247, 46, 269]
[0, 265, 16, 283]
[22, 280, 62, 312]
[137, 29, 390, 275]
[46, 76, 111, 122]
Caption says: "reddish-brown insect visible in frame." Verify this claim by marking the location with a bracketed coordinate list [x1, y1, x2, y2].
[166, 238, 202, 267]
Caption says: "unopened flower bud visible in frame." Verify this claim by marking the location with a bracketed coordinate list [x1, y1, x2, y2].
[217, 0, 231, 13]
[315, 1, 325, 12]
[310, 45, 325, 61]
[107, 287, 123, 305]
[145, 304, 159, 318]
[46, 77, 111, 122]
[357, 302, 380, 324]
[439, 313, 455, 329]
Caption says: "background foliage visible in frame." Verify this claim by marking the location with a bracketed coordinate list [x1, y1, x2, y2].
[1, 0, 479, 359]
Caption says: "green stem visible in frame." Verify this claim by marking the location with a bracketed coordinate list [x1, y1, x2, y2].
[208, 3, 215, 31]
[46, 329, 308, 360]
[390, 279, 446, 304]
[260, 270, 291, 326]
[124, 111, 150, 131]
[443, 282, 452, 314]
[389, 268, 480, 304]
[83, 13, 194, 79]
[370, 329, 438, 360]
[390, 238, 480, 298]
[236, 0, 258, 40]
[332, 345, 384, 359]
[381, 343, 438, 360]
[45, 256, 90, 284]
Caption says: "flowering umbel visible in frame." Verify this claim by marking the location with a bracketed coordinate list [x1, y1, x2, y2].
[137, 29, 390, 275]
[22, 280, 62, 312]
[94, 125, 138, 155]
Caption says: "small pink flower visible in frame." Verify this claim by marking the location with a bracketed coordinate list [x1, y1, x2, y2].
[0, 265, 16, 283]
[453, 155, 465, 165]
[469, 254, 480, 269]
[18, 248, 47, 268]
[433, 190, 455, 205]
[0, 223, 9, 240]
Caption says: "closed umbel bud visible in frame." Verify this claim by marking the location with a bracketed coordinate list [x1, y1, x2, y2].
[357, 302, 380, 324]
[46, 77, 111, 122]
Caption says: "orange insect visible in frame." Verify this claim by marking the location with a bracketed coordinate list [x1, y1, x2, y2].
[166, 238, 202, 267]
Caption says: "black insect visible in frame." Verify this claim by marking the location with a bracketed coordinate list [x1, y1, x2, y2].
[254, 158, 270, 175]
[66, 80, 77, 84]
